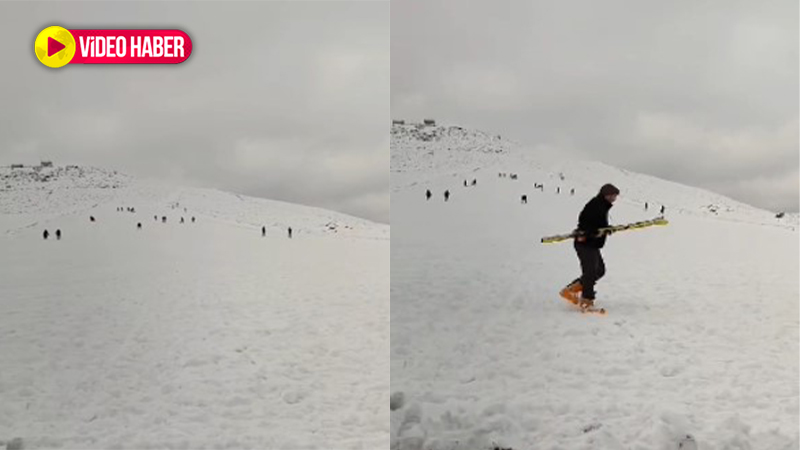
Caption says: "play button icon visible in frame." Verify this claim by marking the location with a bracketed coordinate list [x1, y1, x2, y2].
[35, 26, 76, 68]
[47, 37, 66, 57]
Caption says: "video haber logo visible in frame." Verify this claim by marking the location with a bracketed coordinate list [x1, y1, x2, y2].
[35, 26, 192, 68]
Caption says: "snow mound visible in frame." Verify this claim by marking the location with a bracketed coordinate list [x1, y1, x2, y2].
[390, 122, 796, 229]
[0, 164, 388, 240]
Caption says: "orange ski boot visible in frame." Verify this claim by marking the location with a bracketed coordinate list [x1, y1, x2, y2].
[578, 297, 595, 310]
[577, 297, 607, 315]
[559, 280, 582, 305]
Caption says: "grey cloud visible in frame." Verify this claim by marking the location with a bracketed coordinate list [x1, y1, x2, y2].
[0, 1, 389, 223]
[392, 0, 798, 212]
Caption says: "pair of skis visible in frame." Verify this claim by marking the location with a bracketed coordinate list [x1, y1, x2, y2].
[540, 217, 668, 244]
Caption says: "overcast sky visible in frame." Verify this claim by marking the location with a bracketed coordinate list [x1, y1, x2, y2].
[0, 1, 389, 223]
[392, 0, 798, 213]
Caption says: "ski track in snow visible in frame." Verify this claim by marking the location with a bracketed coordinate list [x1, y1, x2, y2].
[0, 174, 389, 450]
[390, 126, 798, 450]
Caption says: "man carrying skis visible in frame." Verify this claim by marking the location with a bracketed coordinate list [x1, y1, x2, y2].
[560, 183, 619, 310]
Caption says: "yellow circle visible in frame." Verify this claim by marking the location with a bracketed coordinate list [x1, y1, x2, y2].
[34, 26, 76, 68]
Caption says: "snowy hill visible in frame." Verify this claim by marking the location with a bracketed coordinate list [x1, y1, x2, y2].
[390, 123, 799, 449]
[391, 122, 797, 230]
[0, 164, 389, 239]
[0, 165, 388, 449]
[391, 123, 517, 175]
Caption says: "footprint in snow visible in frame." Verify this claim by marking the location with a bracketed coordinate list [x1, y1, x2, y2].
[659, 365, 684, 378]
[282, 390, 306, 404]
[583, 423, 602, 433]
[677, 434, 697, 449]
[390, 391, 405, 411]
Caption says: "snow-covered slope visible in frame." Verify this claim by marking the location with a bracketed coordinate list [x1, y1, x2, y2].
[0, 165, 388, 449]
[0, 165, 388, 240]
[391, 124, 517, 175]
[391, 122, 797, 230]
[390, 123, 799, 449]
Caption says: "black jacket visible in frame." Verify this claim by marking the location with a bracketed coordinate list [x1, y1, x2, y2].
[577, 195, 613, 248]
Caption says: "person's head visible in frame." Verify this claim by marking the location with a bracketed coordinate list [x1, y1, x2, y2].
[599, 183, 620, 204]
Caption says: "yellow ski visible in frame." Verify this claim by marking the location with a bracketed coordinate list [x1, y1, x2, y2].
[541, 217, 668, 244]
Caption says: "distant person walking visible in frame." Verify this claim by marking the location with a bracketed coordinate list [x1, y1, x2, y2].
[262, 226, 266, 237]
[444, 190, 450, 202]
[426, 189, 432, 201]
[43, 229, 49, 240]
[191, 217, 196, 223]
[137, 223, 142, 230]
[56, 229, 61, 240]
[645, 202, 649, 211]
[288, 227, 293, 239]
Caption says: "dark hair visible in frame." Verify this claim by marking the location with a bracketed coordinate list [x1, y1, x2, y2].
[599, 183, 620, 197]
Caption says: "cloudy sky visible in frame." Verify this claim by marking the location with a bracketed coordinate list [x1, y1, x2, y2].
[0, 1, 389, 223]
[392, 0, 798, 213]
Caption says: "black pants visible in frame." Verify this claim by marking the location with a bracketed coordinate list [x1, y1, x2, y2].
[574, 242, 606, 300]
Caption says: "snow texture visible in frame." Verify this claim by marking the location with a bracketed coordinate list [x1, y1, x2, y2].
[0, 165, 388, 449]
[390, 123, 799, 450]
